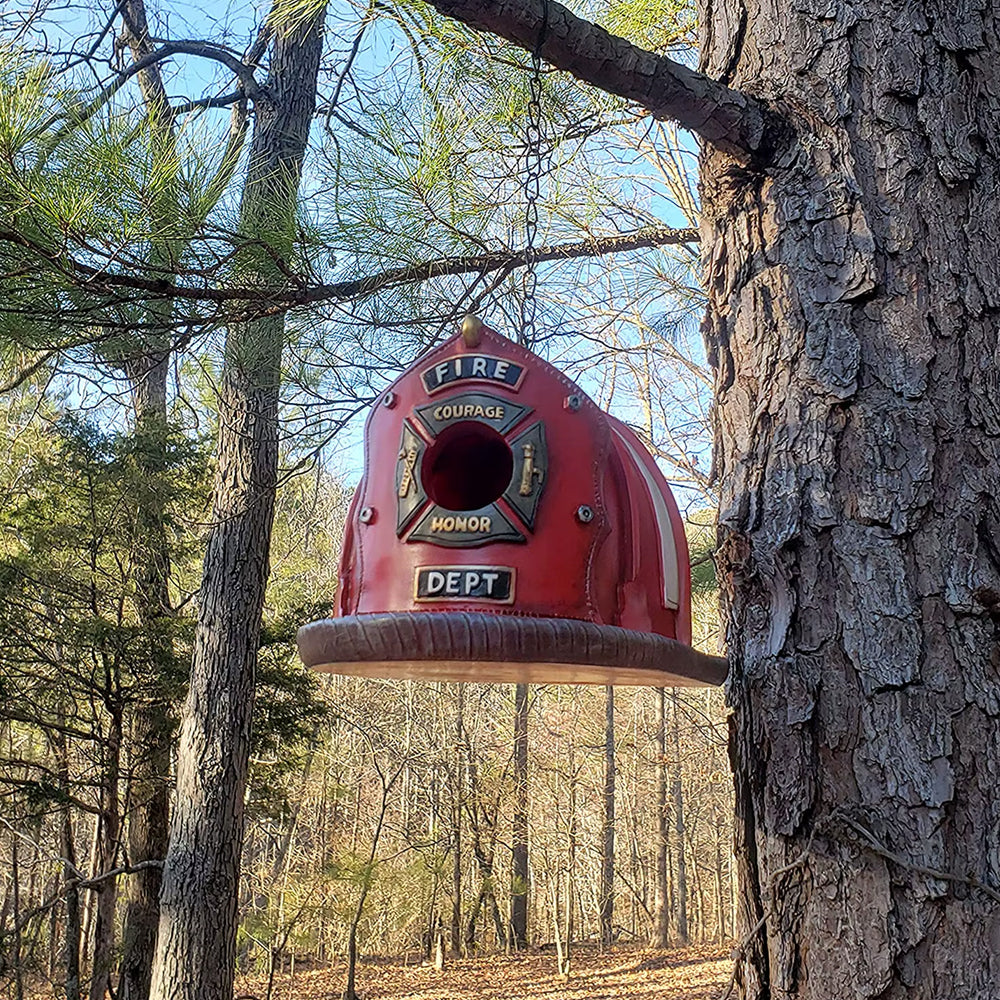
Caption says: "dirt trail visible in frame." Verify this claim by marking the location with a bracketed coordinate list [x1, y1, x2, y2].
[236, 944, 732, 1000]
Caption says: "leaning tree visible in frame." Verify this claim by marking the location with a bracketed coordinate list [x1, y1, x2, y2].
[409, 1, 1000, 998]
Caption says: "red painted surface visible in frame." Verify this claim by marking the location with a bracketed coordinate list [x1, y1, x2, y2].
[336, 324, 691, 644]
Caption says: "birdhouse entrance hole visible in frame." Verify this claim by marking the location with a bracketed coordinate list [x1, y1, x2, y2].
[422, 421, 513, 512]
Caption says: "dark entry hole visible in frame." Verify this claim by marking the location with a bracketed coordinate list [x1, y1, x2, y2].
[422, 421, 514, 512]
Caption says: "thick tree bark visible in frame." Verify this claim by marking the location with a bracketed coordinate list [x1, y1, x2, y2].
[697, 1, 1000, 996]
[510, 683, 529, 950]
[148, 8, 325, 999]
[421, 0, 778, 162]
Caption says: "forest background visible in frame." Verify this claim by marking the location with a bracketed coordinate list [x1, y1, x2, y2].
[0, 0, 732, 998]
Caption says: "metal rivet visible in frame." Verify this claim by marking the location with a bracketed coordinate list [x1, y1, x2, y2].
[382, 392, 397, 409]
[359, 506, 376, 524]
[564, 394, 582, 411]
[575, 505, 594, 523]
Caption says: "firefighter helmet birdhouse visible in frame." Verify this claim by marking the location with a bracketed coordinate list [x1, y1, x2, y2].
[297, 318, 727, 686]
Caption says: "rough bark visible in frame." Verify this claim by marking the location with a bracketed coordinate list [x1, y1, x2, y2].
[421, 0, 779, 162]
[119, 251, 174, 1000]
[148, 7, 325, 998]
[120, 699, 170, 1000]
[510, 683, 529, 950]
[697, 0, 1000, 996]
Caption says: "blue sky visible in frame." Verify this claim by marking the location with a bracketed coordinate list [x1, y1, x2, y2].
[5, 0, 713, 510]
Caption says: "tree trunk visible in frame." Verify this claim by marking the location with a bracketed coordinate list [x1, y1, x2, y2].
[565, 744, 576, 966]
[451, 685, 464, 957]
[148, 8, 325, 998]
[117, 3, 194, 993]
[119, 416, 173, 1000]
[510, 683, 529, 950]
[88, 706, 122, 1000]
[599, 685, 615, 948]
[699, 1, 1000, 996]
[120, 288, 173, 1000]
[714, 806, 727, 942]
[670, 692, 687, 945]
[55, 728, 83, 1000]
[11, 838, 24, 1000]
[653, 687, 669, 948]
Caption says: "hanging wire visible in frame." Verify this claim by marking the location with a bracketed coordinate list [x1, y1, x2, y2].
[519, 3, 549, 348]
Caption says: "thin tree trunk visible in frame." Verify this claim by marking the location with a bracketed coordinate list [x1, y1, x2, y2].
[510, 683, 529, 950]
[714, 808, 726, 942]
[551, 880, 568, 977]
[116, 3, 196, 993]
[653, 687, 669, 947]
[11, 839, 24, 1000]
[463, 715, 505, 953]
[670, 692, 687, 945]
[88, 707, 122, 1000]
[599, 685, 615, 949]
[565, 744, 576, 969]
[343, 760, 401, 1000]
[55, 729, 82, 1000]
[451, 685, 463, 957]
[148, 8, 326, 998]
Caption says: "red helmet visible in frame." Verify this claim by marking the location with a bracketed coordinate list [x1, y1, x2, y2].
[298, 320, 725, 686]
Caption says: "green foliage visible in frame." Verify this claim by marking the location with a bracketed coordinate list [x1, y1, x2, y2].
[0, 45, 247, 365]
[686, 516, 717, 595]
[0, 412, 208, 827]
[0, 414, 206, 652]
[250, 623, 332, 816]
[597, 0, 697, 50]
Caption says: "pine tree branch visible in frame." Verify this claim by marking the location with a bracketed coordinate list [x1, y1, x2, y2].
[420, 0, 784, 162]
[0, 224, 696, 314]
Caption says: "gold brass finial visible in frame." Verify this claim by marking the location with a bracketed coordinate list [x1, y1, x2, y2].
[461, 314, 484, 348]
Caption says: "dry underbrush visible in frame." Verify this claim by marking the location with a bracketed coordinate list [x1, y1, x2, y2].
[235, 943, 731, 1000]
